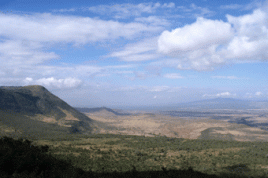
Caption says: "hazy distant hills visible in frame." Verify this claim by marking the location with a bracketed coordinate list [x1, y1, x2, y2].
[0, 85, 93, 139]
[172, 98, 268, 110]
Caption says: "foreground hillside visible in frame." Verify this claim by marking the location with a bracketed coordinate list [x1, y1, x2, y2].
[0, 85, 93, 139]
[2, 134, 268, 178]
[31, 133, 268, 178]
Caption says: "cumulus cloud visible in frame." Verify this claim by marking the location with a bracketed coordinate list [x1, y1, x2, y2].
[23, 77, 82, 89]
[158, 17, 233, 54]
[163, 73, 183, 79]
[157, 8, 268, 70]
[225, 9, 268, 60]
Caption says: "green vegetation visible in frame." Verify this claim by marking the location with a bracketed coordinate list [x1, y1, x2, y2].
[0, 136, 87, 178]
[0, 110, 70, 140]
[32, 134, 268, 178]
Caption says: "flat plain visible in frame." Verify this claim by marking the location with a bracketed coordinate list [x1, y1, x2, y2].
[85, 108, 268, 142]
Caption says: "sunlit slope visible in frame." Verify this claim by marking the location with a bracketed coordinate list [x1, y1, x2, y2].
[0, 85, 94, 137]
[0, 110, 70, 139]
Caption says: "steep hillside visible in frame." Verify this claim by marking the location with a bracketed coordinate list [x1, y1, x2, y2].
[0, 85, 93, 138]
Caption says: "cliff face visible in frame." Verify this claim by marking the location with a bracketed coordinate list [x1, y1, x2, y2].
[0, 85, 92, 135]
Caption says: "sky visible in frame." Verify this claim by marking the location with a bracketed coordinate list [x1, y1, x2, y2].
[0, 0, 268, 108]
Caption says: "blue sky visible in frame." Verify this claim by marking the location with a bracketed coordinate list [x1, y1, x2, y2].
[0, 0, 268, 108]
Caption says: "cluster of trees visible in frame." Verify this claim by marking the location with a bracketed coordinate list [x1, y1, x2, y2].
[0, 136, 87, 178]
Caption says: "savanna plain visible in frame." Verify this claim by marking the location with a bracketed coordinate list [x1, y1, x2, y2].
[23, 108, 268, 178]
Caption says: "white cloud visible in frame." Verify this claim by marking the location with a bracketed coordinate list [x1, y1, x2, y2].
[220, 1, 265, 11]
[0, 13, 160, 45]
[225, 9, 268, 60]
[24, 77, 33, 82]
[133, 71, 148, 80]
[0, 40, 59, 67]
[23, 77, 82, 89]
[162, 3, 175, 8]
[157, 8, 268, 71]
[177, 3, 214, 18]
[163, 73, 183, 79]
[112, 85, 183, 94]
[148, 86, 170, 92]
[189, 3, 214, 17]
[0, 12, 159, 85]
[158, 17, 233, 54]
[245, 91, 266, 98]
[53, 8, 76, 12]
[134, 16, 170, 26]
[211, 76, 238, 79]
[216, 92, 234, 97]
[108, 37, 161, 62]
[203, 92, 236, 98]
[87, 2, 176, 19]
[220, 4, 244, 10]
[255, 91, 263, 96]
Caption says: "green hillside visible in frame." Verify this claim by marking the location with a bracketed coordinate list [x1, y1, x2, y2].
[0, 85, 93, 139]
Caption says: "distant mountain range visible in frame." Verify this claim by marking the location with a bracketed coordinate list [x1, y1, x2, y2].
[0, 85, 93, 139]
[117, 98, 268, 111]
[157, 98, 268, 111]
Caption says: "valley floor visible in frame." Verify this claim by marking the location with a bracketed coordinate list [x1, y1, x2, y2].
[85, 109, 268, 142]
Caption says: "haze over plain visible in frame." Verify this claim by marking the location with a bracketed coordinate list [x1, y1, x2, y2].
[0, 0, 268, 108]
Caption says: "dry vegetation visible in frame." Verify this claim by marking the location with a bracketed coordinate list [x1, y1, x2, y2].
[86, 110, 268, 142]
